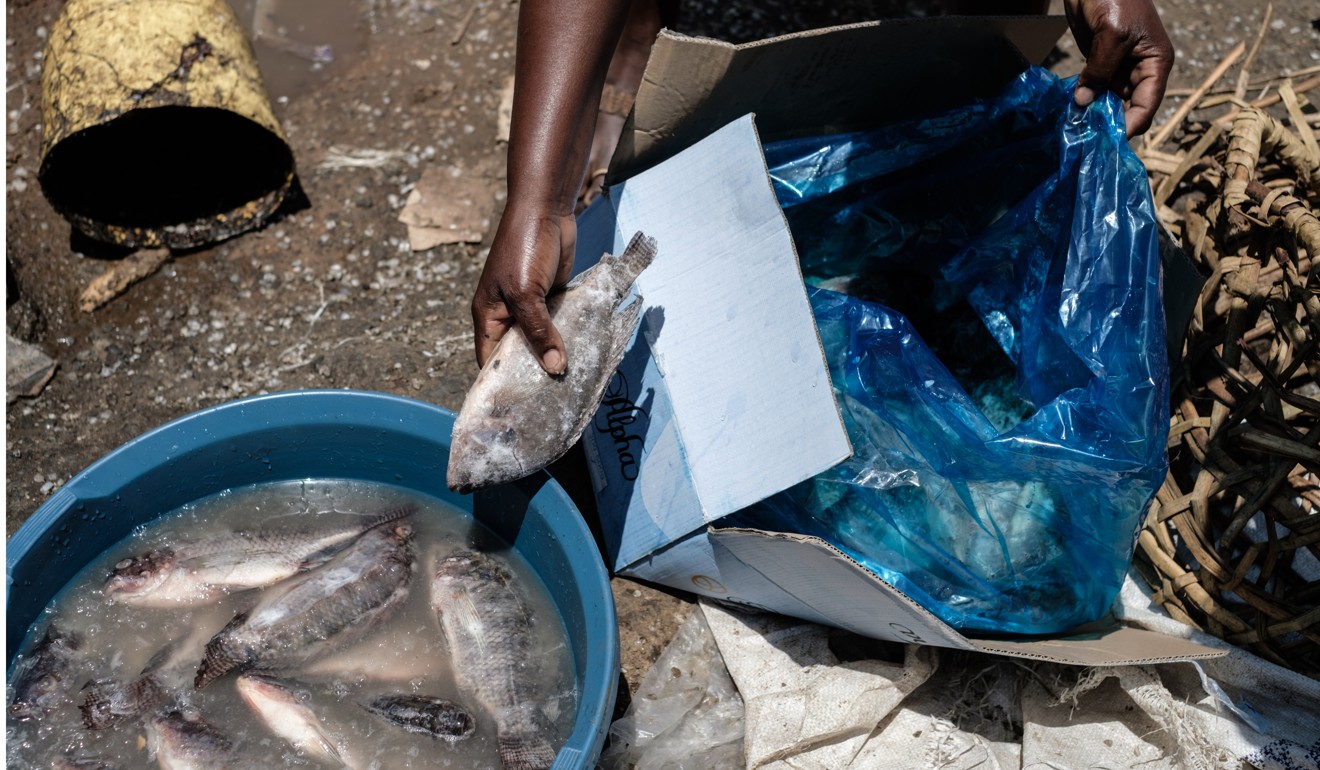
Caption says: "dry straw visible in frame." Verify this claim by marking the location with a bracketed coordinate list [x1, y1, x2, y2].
[1136, 4, 1320, 678]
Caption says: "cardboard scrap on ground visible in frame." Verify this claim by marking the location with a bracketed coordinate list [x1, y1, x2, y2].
[398, 165, 493, 250]
[7, 335, 57, 403]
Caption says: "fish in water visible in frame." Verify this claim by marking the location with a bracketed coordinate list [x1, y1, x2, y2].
[236, 674, 347, 766]
[104, 503, 416, 607]
[363, 693, 476, 741]
[447, 232, 658, 492]
[195, 522, 414, 689]
[147, 710, 238, 770]
[80, 674, 165, 731]
[431, 549, 558, 770]
[81, 627, 207, 730]
[7, 625, 82, 721]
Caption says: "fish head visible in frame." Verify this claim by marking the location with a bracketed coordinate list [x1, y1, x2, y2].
[8, 671, 64, 720]
[433, 549, 511, 586]
[446, 425, 521, 493]
[102, 549, 177, 600]
[78, 679, 124, 730]
[150, 710, 233, 754]
[235, 673, 298, 708]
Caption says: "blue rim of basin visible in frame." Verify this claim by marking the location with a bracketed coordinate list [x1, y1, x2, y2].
[5, 389, 620, 769]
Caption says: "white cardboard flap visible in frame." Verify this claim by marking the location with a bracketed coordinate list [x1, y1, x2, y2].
[710, 527, 1225, 664]
[708, 527, 975, 649]
[579, 114, 852, 570]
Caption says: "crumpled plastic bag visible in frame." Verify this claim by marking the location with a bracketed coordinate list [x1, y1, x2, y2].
[738, 67, 1169, 635]
[599, 604, 745, 770]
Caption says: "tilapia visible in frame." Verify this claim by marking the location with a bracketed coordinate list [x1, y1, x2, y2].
[7, 625, 82, 721]
[448, 232, 658, 492]
[431, 549, 558, 770]
[80, 674, 166, 731]
[362, 694, 476, 741]
[195, 522, 414, 689]
[147, 710, 238, 770]
[80, 628, 205, 729]
[103, 503, 416, 607]
[236, 674, 346, 766]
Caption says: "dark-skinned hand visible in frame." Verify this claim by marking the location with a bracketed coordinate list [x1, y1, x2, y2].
[472, 206, 577, 374]
[1065, 0, 1175, 137]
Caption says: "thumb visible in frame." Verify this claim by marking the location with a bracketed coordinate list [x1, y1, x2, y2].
[509, 294, 568, 376]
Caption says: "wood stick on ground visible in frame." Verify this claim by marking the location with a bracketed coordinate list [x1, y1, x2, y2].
[1154, 123, 1224, 208]
[1234, 4, 1273, 101]
[1165, 64, 1320, 97]
[1147, 41, 1245, 151]
[1215, 76, 1320, 127]
[1279, 80, 1320, 166]
[79, 248, 171, 313]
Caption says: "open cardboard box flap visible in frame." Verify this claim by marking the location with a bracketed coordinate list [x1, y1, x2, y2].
[710, 528, 1224, 665]
[579, 16, 1222, 665]
[609, 15, 1068, 183]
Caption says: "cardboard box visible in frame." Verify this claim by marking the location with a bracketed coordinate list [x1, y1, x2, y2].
[576, 18, 1221, 665]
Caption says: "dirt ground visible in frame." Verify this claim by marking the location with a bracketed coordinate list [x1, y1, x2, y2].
[6, 0, 1320, 701]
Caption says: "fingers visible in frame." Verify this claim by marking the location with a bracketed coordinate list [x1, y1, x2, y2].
[1124, 65, 1167, 137]
[471, 281, 567, 375]
[1067, 0, 1174, 137]
[1074, 26, 1129, 109]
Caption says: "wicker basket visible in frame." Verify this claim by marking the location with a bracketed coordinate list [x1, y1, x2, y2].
[1136, 99, 1320, 678]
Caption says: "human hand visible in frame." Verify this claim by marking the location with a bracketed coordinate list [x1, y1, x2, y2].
[471, 205, 576, 375]
[1064, 0, 1174, 137]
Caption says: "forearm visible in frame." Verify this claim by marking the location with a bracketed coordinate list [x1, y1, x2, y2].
[505, 0, 631, 217]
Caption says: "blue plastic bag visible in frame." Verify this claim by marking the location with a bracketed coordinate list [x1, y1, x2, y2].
[737, 67, 1169, 635]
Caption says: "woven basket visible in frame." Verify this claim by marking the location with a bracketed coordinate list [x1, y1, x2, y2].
[1136, 104, 1320, 678]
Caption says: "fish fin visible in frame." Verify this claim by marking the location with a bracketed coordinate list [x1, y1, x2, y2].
[312, 730, 344, 764]
[610, 231, 659, 280]
[563, 294, 645, 446]
[608, 295, 645, 364]
[498, 733, 558, 770]
[452, 590, 487, 661]
[194, 613, 250, 689]
[365, 502, 419, 529]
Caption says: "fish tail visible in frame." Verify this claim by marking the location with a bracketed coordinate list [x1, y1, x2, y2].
[609, 232, 658, 282]
[194, 638, 246, 689]
[498, 733, 558, 770]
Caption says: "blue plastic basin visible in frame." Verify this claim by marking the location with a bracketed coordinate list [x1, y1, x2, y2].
[6, 389, 619, 769]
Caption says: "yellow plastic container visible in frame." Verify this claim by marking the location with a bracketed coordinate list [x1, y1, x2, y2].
[38, 0, 297, 248]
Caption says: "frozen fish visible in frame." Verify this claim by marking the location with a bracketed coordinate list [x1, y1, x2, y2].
[431, 549, 558, 770]
[104, 503, 417, 607]
[147, 710, 238, 770]
[448, 232, 657, 492]
[7, 625, 82, 721]
[363, 693, 476, 741]
[237, 674, 346, 765]
[195, 522, 414, 688]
